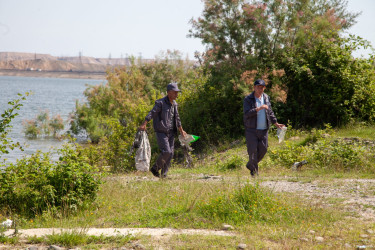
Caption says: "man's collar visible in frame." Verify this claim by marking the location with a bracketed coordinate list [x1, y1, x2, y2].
[164, 96, 175, 105]
[249, 92, 265, 99]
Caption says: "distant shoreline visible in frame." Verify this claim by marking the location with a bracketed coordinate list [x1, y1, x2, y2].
[0, 69, 106, 80]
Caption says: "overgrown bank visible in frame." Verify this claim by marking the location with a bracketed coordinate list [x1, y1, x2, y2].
[1, 0, 375, 248]
[1, 130, 375, 248]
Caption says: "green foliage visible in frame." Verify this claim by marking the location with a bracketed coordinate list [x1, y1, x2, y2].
[23, 110, 65, 139]
[0, 235, 19, 244]
[178, 68, 246, 146]
[216, 155, 245, 171]
[77, 118, 136, 172]
[268, 128, 374, 171]
[280, 36, 375, 127]
[309, 139, 366, 170]
[298, 124, 333, 146]
[183, 0, 358, 145]
[0, 143, 102, 217]
[69, 52, 197, 171]
[198, 183, 291, 224]
[189, 0, 358, 70]
[70, 52, 195, 142]
[186, 0, 365, 141]
[0, 93, 28, 156]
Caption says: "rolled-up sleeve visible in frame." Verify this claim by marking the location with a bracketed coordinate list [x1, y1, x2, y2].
[145, 100, 162, 122]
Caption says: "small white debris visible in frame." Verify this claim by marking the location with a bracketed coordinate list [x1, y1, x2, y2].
[222, 224, 234, 230]
[315, 236, 324, 242]
[237, 243, 247, 249]
[366, 229, 374, 234]
[0, 219, 12, 228]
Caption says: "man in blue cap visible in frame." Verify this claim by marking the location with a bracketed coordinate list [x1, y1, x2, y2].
[243, 79, 284, 176]
[139, 82, 187, 178]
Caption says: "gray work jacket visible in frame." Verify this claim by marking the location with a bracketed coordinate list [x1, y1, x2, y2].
[145, 96, 182, 134]
[243, 92, 277, 130]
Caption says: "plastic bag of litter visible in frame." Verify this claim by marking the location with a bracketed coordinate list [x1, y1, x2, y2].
[277, 126, 287, 143]
[178, 134, 200, 168]
[134, 131, 151, 172]
[178, 134, 200, 147]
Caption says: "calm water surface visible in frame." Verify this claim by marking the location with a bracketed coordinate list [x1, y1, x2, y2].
[0, 76, 105, 162]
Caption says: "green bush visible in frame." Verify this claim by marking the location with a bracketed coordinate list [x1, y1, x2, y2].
[76, 118, 137, 172]
[0, 143, 102, 217]
[178, 68, 246, 146]
[268, 128, 374, 171]
[280, 36, 375, 127]
[1, 93, 28, 156]
[23, 110, 65, 139]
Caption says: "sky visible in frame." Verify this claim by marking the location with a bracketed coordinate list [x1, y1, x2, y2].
[0, 0, 374, 59]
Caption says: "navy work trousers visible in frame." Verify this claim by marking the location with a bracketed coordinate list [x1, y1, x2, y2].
[245, 129, 268, 174]
[153, 131, 175, 177]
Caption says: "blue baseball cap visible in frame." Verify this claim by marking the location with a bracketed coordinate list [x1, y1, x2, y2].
[167, 82, 181, 92]
[254, 79, 266, 86]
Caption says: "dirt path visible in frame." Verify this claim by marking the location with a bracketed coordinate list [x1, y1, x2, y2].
[3, 227, 234, 239]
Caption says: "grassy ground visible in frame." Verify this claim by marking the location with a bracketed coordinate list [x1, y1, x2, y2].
[1, 124, 375, 249]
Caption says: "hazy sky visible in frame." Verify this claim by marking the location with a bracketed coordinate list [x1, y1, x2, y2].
[0, 0, 374, 59]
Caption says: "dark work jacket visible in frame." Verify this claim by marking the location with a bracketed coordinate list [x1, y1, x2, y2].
[145, 96, 182, 134]
[243, 92, 277, 130]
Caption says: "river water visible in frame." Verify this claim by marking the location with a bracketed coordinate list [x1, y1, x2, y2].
[0, 76, 105, 163]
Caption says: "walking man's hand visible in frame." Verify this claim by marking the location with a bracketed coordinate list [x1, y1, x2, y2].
[274, 122, 284, 129]
[139, 121, 147, 131]
[179, 127, 187, 138]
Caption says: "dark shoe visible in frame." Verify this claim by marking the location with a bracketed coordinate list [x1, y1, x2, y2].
[250, 169, 258, 177]
[161, 173, 170, 179]
[150, 166, 160, 178]
[161, 175, 171, 180]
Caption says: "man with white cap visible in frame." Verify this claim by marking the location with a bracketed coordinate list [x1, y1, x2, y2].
[139, 82, 187, 178]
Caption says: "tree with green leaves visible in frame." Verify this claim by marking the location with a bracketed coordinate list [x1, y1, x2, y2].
[182, 0, 367, 138]
[0, 93, 28, 158]
[69, 52, 197, 171]
[280, 36, 375, 127]
[189, 0, 359, 71]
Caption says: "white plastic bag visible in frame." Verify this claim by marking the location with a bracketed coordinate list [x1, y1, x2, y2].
[178, 134, 195, 147]
[277, 126, 287, 143]
[134, 131, 151, 172]
[0, 219, 12, 228]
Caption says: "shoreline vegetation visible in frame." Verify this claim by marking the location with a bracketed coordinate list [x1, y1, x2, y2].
[2, 0, 375, 248]
[0, 69, 106, 80]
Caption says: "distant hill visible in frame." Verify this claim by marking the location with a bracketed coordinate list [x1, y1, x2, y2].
[0, 52, 132, 73]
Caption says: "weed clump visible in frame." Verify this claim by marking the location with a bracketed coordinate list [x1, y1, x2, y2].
[198, 183, 291, 225]
[217, 155, 245, 171]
